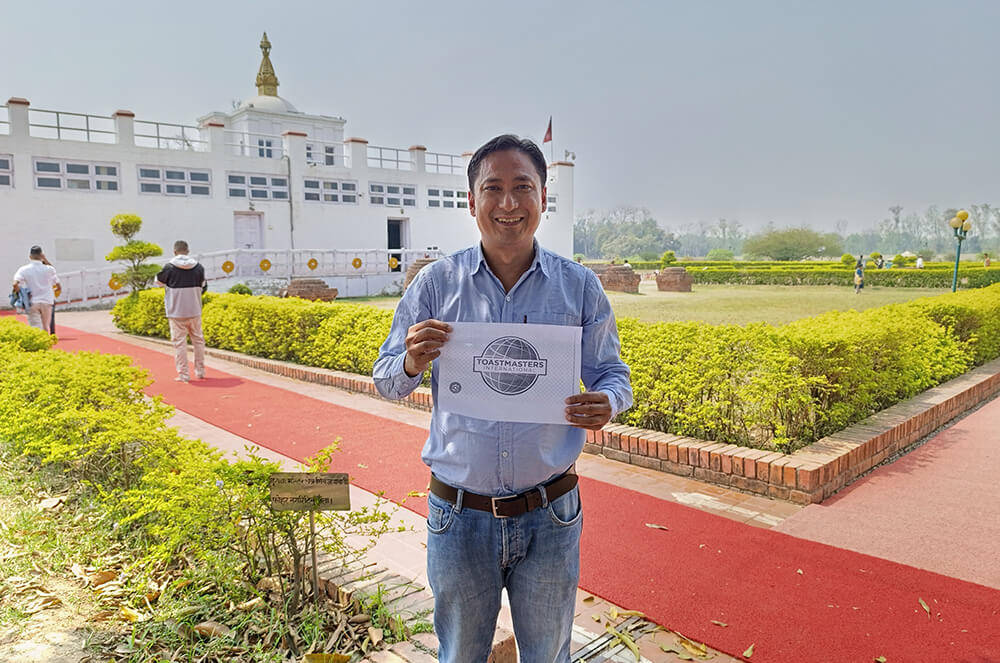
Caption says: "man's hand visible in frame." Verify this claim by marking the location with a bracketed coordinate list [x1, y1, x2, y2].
[565, 392, 613, 430]
[404, 319, 451, 377]
[11, 282, 19, 294]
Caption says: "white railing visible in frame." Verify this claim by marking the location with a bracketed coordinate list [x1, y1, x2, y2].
[53, 248, 444, 308]
[224, 130, 287, 159]
[0, 105, 9, 136]
[305, 139, 345, 167]
[52, 267, 131, 308]
[197, 248, 442, 280]
[367, 145, 411, 170]
[134, 120, 208, 151]
[425, 151, 463, 175]
[28, 108, 116, 143]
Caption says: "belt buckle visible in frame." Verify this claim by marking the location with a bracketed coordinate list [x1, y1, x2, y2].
[490, 496, 512, 519]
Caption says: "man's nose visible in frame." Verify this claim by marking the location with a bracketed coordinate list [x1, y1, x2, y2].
[500, 190, 518, 210]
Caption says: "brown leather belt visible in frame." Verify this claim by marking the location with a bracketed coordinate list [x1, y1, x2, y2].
[429, 470, 578, 519]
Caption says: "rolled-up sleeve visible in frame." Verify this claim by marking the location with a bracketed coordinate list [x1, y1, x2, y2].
[580, 273, 633, 418]
[373, 270, 433, 399]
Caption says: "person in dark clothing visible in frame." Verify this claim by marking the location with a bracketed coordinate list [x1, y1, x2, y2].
[156, 240, 207, 382]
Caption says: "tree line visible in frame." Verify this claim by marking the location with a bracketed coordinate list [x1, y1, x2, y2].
[573, 205, 1000, 260]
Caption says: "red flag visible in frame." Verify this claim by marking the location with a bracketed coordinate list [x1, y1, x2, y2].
[543, 116, 552, 143]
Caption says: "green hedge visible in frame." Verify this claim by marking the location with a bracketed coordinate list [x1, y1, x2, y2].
[0, 317, 57, 352]
[0, 323, 393, 605]
[688, 267, 1000, 288]
[115, 292, 394, 376]
[113, 286, 1000, 451]
[618, 285, 1000, 448]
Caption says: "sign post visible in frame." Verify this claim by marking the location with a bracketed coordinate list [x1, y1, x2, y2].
[269, 472, 351, 609]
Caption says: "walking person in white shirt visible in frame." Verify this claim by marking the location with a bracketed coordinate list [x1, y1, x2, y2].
[11, 245, 61, 333]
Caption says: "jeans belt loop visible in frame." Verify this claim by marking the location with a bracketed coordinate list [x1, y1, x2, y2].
[537, 483, 550, 509]
[455, 488, 465, 513]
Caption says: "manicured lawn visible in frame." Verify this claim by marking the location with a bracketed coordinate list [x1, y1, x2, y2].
[605, 282, 949, 325]
[340, 282, 951, 326]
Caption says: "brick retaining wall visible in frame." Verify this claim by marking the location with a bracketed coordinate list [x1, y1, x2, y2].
[153, 337, 1000, 505]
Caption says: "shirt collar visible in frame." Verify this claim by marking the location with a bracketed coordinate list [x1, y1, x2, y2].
[471, 240, 550, 279]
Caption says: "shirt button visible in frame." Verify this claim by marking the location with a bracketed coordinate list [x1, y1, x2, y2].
[505, 296, 511, 302]
[502, 451, 509, 458]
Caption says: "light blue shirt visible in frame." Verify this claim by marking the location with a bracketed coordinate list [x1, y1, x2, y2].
[373, 242, 633, 496]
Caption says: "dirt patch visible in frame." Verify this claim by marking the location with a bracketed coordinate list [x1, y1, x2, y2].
[0, 575, 119, 663]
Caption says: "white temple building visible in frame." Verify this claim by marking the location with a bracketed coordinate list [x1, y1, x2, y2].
[0, 33, 575, 301]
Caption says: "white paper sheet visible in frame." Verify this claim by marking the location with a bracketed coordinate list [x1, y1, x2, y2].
[436, 322, 582, 425]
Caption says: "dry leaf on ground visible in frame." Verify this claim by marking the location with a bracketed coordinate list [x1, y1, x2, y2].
[236, 596, 264, 611]
[120, 605, 147, 623]
[193, 620, 232, 638]
[645, 523, 669, 531]
[38, 496, 64, 511]
[303, 654, 350, 663]
[88, 570, 117, 587]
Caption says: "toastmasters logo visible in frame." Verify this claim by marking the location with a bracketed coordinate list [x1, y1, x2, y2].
[472, 336, 548, 395]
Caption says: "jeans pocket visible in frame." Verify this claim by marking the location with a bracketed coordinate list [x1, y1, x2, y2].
[427, 493, 456, 534]
[547, 486, 582, 527]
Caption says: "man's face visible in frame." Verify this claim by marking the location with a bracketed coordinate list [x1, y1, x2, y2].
[469, 149, 546, 258]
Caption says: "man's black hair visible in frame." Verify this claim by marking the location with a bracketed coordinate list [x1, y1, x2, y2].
[174, 240, 189, 253]
[467, 134, 548, 191]
[29, 245, 43, 257]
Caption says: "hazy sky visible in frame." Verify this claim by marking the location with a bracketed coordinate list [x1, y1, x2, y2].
[4, 0, 997, 233]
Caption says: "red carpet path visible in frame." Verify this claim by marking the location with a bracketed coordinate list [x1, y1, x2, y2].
[52, 326, 1000, 662]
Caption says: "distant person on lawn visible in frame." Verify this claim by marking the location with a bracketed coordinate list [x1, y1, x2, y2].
[11, 245, 60, 333]
[854, 258, 865, 294]
[156, 240, 207, 382]
[373, 134, 632, 662]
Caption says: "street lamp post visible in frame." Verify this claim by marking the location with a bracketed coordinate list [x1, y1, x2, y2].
[949, 209, 972, 293]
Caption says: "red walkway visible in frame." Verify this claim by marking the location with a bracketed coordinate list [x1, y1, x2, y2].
[777, 396, 1000, 590]
[53, 326, 1000, 662]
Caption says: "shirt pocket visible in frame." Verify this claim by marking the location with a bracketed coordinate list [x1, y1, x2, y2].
[524, 310, 579, 326]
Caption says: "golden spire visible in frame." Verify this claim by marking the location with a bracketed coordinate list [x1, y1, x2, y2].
[255, 32, 279, 96]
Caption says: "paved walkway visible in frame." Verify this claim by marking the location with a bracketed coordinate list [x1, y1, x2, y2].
[776, 395, 1000, 589]
[48, 311, 1000, 661]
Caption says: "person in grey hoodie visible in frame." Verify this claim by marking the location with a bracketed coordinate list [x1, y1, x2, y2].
[156, 240, 207, 382]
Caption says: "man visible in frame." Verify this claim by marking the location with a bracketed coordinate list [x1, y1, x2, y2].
[156, 240, 207, 382]
[11, 245, 60, 333]
[373, 135, 632, 662]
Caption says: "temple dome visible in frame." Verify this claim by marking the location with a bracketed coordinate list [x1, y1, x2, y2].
[239, 95, 298, 113]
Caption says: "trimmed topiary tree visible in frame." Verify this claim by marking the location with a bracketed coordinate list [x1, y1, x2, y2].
[105, 213, 163, 293]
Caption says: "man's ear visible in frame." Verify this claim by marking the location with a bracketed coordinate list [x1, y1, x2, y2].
[541, 186, 547, 213]
[468, 190, 476, 216]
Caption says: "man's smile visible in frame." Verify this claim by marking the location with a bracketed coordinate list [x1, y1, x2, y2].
[494, 216, 523, 226]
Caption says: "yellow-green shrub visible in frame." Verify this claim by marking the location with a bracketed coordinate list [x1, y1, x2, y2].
[0, 317, 57, 351]
[617, 320, 819, 448]
[112, 285, 1000, 450]
[0, 340, 392, 582]
[112, 289, 171, 338]
[116, 291, 395, 375]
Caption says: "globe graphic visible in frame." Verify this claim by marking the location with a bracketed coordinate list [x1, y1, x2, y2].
[479, 337, 541, 395]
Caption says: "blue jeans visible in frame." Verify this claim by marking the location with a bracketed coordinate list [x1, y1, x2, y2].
[426, 483, 582, 663]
